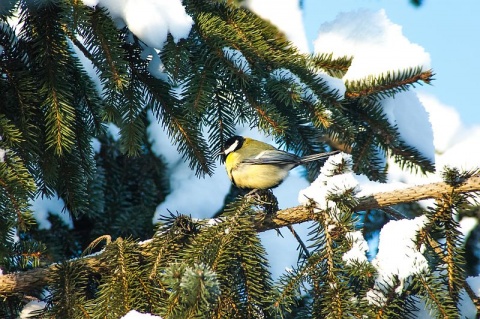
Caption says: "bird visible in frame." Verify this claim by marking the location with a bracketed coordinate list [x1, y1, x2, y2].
[222, 135, 339, 190]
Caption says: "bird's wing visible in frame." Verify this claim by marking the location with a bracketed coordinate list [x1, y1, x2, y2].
[241, 150, 300, 165]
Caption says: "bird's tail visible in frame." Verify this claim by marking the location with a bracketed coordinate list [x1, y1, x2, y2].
[299, 150, 340, 163]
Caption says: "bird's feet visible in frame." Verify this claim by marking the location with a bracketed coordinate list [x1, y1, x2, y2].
[245, 189, 278, 214]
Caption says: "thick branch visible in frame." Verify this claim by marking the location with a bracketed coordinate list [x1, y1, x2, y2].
[1, 176, 479, 294]
[0, 267, 49, 296]
[0, 254, 106, 296]
[254, 176, 480, 231]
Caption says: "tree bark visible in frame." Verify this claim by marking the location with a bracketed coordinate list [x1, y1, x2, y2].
[1, 176, 479, 295]
[255, 175, 480, 231]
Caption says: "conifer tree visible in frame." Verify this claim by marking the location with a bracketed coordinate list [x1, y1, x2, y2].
[1, 0, 479, 318]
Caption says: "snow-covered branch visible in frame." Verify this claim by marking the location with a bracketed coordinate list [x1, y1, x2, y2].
[1, 175, 479, 295]
[254, 175, 480, 232]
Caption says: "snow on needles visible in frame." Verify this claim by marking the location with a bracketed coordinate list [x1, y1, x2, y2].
[245, 0, 309, 53]
[342, 231, 369, 265]
[19, 300, 47, 319]
[29, 194, 73, 230]
[381, 92, 435, 164]
[121, 310, 163, 319]
[367, 216, 429, 304]
[81, 0, 193, 49]
[314, 9, 430, 82]
[315, 9, 435, 163]
[147, 111, 232, 221]
[298, 152, 431, 280]
[298, 152, 409, 211]
[222, 47, 252, 75]
[299, 152, 357, 211]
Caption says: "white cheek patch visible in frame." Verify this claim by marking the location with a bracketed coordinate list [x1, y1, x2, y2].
[224, 140, 239, 155]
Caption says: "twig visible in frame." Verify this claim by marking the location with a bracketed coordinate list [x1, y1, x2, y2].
[287, 225, 310, 258]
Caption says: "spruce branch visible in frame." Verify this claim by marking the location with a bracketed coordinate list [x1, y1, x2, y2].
[2, 176, 479, 295]
[20, 0, 78, 155]
[416, 273, 458, 317]
[141, 70, 214, 177]
[309, 53, 352, 78]
[345, 68, 434, 99]
[76, 6, 129, 91]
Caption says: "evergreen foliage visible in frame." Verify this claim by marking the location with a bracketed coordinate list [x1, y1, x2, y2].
[0, 0, 478, 318]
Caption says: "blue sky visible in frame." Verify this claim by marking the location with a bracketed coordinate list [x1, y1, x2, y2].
[303, 0, 480, 125]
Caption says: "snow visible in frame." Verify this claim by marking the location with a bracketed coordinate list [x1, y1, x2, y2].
[81, 0, 193, 49]
[142, 46, 168, 82]
[30, 194, 73, 230]
[459, 217, 478, 244]
[222, 47, 252, 75]
[410, 291, 478, 319]
[387, 93, 480, 188]
[69, 36, 102, 93]
[151, 162, 229, 221]
[121, 310, 163, 319]
[146, 111, 183, 168]
[0, 135, 4, 162]
[298, 152, 410, 211]
[271, 68, 346, 104]
[19, 300, 46, 319]
[366, 230, 380, 260]
[11, 227, 19, 243]
[355, 177, 409, 198]
[437, 126, 480, 170]
[342, 231, 369, 265]
[81, 0, 98, 6]
[298, 152, 358, 211]
[107, 123, 121, 141]
[381, 92, 435, 163]
[12, 0, 479, 311]
[366, 216, 429, 305]
[147, 111, 231, 221]
[91, 137, 101, 153]
[78, 0, 192, 83]
[314, 9, 435, 163]
[258, 221, 310, 279]
[467, 275, 480, 295]
[409, 296, 434, 319]
[317, 73, 346, 98]
[245, 0, 309, 53]
[418, 93, 463, 153]
[314, 9, 430, 81]
[458, 288, 478, 319]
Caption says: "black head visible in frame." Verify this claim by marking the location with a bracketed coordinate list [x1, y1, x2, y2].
[223, 135, 244, 156]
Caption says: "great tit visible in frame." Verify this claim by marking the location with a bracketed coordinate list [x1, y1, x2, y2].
[223, 135, 339, 190]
